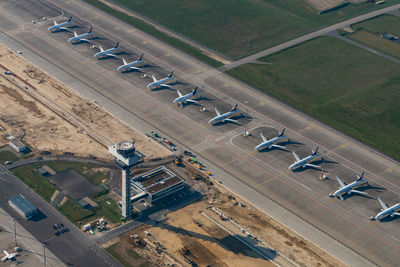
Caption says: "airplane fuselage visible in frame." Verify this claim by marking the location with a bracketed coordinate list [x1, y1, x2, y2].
[374, 203, 400, 220]
[255, 136, 283, 150]
[147, 76, 174, 88]
[68, 32, 92, 43]
[48, 20, 72, 31]
[94, 46, 120, 58]
[117, 59, 143, 71]
[331, 180, 368, 197]
[174, 93, 194, 104]
[288, 154, 319, 170]
[208, 110, 238, 124]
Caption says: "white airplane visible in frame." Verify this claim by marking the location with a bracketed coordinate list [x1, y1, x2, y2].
[94, 42, 121, 58]
[370, 197, 400, 221]
[255, 128, 288, 151]
[288, 147, 322, 170]
[117, 54, 144, 71]
[147, 72, 174, 88]
[1, 250, 17, 262]
[173, 87, 198, 105]
[208, 104, 239, 124]
[48, 16, 72, 31]
[68, 25, 93, 43]
[330, 171, 368, 200]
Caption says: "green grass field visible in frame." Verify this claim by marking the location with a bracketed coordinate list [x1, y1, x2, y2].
[0, 150, 19, 164]
[83, 0, 222, 67]
[58, 198, 94, 222]
[348, 15, 400, 59]
[352, 14, 400, 37]
[45, 161, 109, 185]
[228, 36, 400, 159]
[109, 0, 400, 59]
[349, 31, 400, 59]
[12, 164, 56, 202]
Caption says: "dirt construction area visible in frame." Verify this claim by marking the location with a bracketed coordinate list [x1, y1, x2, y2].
[105, 164, 346, 267]
[0, 43, 171, 159]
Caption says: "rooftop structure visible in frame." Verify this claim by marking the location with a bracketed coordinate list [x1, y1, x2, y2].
[109, 141, 139, 166]
[8, 195, 38, 219]
[8, 136, 27, 152]
[131, 166, 184, 203]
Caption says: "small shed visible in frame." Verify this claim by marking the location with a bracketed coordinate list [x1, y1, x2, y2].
[78, 197, 98, 209]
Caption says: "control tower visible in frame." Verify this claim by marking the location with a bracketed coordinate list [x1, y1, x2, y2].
[109, 140, 139, 218]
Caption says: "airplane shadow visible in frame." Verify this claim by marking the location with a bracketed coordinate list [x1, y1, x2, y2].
[379, 215, 400, 222]
[90, 36, 106, 41]
[337, 192, 375, 201]
[97, 56, 121, 61]
[150, 85, 177, 92]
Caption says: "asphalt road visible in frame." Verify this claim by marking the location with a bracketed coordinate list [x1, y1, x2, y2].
[1, 1, 400, 266]
[0, 165, 122, 267]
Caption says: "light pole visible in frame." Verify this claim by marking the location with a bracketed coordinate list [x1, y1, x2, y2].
[43, 242, 46, 267]
[13, 217, 17, 247]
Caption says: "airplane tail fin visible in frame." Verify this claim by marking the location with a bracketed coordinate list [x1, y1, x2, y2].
[232, 104, 238, 112]
[138, 54, 144, 60]
[312, 146, 319, 155]
[168, 71, 174, 78]
[357, 171, 365, 181]
[114, 42, 119, 48]
[279, 128, 285, 136]
[193, 87, 198, 95]
[122, 58, 127, 65]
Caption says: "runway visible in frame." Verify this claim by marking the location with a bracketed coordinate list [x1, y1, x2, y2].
[0, 0, 400, 266]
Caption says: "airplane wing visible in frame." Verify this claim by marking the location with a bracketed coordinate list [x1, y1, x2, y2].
[80, 38, 90, 42]
[215, 107, 221, 117]
[304, 163, 322, 170]
[74, 31, 78, 37]
[260, 132, 267, 143]
[161, 83, 172, 88]
[292, 151, 301, 162]
[1, 255, 7, 262]
[392, 212, 400, 216]
[106, 53, 117, 57]
[53, 20, 58, 26]
[186, 99, 198, 103]
[223, 118, 238, 123]
[336, 176, 346, 188]
[271, 144, 286, 149]
[4, 251, 9, 257]
[152, 75, 157, 83]
[177, 90, 183, 98]
[129, 66, 141, 70]
[349, 190, 367, 195]
[378, 197, 389, 210]
[58, 26, 69, 30]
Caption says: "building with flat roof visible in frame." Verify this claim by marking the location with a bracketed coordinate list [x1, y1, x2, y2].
[8, 136, 27, 152]
[131, 166, 184, 203]
[8, 195, 38, 219]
